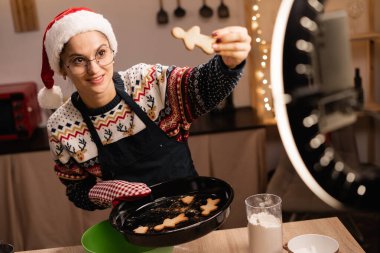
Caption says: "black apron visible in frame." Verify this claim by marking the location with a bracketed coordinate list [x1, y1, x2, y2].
[71, 75, 197, 186]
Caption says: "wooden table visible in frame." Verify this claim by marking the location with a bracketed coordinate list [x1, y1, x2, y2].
[17, 217, 364, 253]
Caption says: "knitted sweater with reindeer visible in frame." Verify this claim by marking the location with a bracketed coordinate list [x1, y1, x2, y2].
[47, 55, 244, 210]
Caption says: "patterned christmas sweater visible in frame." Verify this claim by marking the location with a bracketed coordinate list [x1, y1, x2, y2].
[47, 55, 244, 210]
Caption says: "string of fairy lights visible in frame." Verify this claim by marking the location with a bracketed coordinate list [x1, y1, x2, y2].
[251, 0, 274, 115]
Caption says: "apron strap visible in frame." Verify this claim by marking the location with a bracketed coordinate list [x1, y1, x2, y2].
[71, 93, 104, 148]
[114, 80, 157, 128]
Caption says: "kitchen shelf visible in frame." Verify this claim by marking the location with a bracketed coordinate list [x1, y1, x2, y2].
[350, 32, 380, 41]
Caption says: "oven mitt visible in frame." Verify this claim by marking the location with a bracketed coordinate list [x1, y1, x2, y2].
[88, 180, 151, 208]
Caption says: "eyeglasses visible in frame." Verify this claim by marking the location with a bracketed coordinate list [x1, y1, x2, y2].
[65, 46, 114, 74]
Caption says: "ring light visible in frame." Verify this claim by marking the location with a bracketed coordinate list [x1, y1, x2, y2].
[270, 0, 380, 211]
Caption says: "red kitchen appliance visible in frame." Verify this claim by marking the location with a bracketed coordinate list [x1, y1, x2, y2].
[0, 82, 41, 140]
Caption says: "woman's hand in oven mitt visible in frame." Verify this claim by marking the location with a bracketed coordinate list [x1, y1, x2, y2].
[88, 180, 151, 208]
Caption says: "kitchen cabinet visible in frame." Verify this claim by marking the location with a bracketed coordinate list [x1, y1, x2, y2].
[350, 33, 380, 164]
[188, 128, 267, 229]
[350, 33, 380, 107]
[0, 151, 109, 251]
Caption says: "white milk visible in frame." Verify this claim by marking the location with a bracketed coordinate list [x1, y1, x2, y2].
[248, 212, 283, 253]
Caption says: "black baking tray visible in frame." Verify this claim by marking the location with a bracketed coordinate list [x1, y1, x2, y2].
[109, 176, 234, 247]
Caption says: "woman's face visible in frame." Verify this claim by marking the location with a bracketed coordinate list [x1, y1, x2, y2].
[60, 31, 115, 108]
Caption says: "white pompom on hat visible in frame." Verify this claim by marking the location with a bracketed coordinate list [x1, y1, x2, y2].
[39, 7, 118, 109]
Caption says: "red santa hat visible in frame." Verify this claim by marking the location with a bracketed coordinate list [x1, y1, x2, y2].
[38, 7, 118, 109]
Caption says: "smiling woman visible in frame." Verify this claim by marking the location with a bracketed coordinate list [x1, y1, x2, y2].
[59, 32, 116, 109]
[37, 7, 251, 214]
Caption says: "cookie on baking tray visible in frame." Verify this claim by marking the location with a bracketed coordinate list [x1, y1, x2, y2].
[153, 213, 189, 231]
[200, 198, 220, 216]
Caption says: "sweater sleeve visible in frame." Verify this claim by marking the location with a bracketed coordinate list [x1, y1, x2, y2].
[185, 55, 245, 119]
[155, 55, 245, 141]
[122, 56, 244, 123]
[47, 103, 150, 211]
[54, 159, 106, 211]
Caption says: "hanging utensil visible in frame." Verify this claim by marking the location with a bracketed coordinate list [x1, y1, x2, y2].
[157, 0, 169, 25]
[174, 0, 186, 18]
[199, 0, 213, 18]
[217, 0, 230, 18]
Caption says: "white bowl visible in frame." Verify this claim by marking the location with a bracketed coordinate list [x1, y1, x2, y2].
[287, 234, 339, 253]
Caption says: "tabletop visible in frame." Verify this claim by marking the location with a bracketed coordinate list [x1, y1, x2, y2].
[17, 217, 364, 253]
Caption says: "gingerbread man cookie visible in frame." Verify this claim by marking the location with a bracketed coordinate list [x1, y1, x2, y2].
[153, 213, 189, 231]
[200, 198, 220, 216]
[171, 26, 215, 55]
[133, 226, 149, 234]
[181, 195, 195, 205]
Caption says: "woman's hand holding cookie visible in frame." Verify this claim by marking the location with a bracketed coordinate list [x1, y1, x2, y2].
[211, 26, 252, 69]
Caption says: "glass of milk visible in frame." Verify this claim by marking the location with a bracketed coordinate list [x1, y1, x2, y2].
[245, 194, 283, 253]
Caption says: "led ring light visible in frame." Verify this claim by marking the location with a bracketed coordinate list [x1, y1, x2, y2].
[271, 0, 380, 211]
